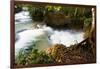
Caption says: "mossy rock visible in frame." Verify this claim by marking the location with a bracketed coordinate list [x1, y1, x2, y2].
[44, 12, 71, 27]
[44, 42, 95, 64]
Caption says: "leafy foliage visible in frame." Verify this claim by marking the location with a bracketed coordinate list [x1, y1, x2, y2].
[15, 4, 95, 65]
[15, 4, 92, 20]
[83, 18, 92, 38]
[15, 41, 54, 65]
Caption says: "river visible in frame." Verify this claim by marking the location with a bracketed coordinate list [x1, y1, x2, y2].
[15, 11, 84, 55]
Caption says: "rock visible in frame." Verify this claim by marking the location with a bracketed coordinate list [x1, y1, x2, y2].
[44, 43, 95, 64]
[15, 34, 19, 42]
[44, 12, 71, 27]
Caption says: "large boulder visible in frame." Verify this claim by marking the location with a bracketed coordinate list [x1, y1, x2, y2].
[44, 44, 86, 64]
[44, 12, 71, 27]
[44, 43, 95, 64]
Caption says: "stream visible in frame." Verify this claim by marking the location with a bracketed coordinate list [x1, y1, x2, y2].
[15, 11, 84, 55]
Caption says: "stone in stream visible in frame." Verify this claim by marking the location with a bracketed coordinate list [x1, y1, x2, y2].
[44, 12, 71, 27]
[15, 29, 28, 42]
[16, 29, 28, 33]
[15, 34, 19, 42]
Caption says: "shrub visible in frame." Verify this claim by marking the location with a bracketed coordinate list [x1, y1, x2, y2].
[15, 42, 54, 65]
[83, 18, 92, 38]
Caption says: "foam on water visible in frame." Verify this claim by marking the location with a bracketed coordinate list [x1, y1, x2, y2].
[50, 30, 84, 47]
[15, 11, 84, 55]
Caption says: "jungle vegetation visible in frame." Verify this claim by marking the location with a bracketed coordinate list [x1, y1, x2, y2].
[15, 4, 95, 65]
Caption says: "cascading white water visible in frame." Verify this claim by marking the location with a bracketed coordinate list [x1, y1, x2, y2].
[15, 11, 84, 55]
[15, 27, 53, 55]
[15, 11, 32, 24]
[50, 30, 84, 47]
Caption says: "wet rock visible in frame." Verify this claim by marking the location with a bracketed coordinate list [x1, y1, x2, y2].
[44, 12, 71, 27]
[15, 34, 19, 42]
